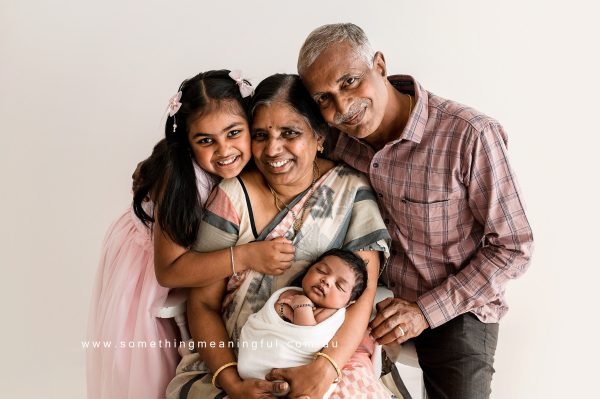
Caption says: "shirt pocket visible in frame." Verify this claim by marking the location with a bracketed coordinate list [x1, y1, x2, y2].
[397, 198, 466, 247]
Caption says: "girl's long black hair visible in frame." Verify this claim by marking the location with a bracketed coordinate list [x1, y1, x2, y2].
[132, 70, 251, 248]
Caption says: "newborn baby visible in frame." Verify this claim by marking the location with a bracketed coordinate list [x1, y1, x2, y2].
[237, 248, 368, 394]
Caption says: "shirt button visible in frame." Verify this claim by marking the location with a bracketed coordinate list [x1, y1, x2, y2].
[378, 192, 383, 198]
[390, 282, 396, 288]
[384, 218, 390, 224]
[373, 162, 379, 168]
[284, 231, 292, 239]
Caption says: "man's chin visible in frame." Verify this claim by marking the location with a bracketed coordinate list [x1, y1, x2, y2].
[337, 123, 374, 139]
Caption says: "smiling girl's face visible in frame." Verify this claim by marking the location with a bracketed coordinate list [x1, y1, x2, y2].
[187, 100, 251, 179]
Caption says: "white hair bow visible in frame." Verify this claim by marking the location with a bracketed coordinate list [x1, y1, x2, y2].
[166, 91, 182, 117]
[229, 70, 254, 98]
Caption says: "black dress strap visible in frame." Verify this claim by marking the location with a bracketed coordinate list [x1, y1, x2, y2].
[236, 176, 258, 239]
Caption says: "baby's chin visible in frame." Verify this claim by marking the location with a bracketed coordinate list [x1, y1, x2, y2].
[309, 297, 333, 309]
[312, 300, 345, 310]
[310, 298, 326, 307]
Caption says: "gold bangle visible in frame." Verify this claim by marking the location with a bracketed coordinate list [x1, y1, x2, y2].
[211, 361, 238, 388]
[314, 352, 341, 383]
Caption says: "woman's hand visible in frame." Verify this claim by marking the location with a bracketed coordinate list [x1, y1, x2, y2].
[240, 237, 295, 275]
[266, 359, 336, 399]
[227, 378, 290, 399]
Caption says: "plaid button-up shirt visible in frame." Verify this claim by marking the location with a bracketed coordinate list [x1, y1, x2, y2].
[332, 75, 534, 328]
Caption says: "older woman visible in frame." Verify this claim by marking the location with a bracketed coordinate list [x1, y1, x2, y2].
[167, 74, 392, 399]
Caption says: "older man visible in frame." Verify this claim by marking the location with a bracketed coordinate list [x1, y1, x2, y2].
[298, 23, 534, 399]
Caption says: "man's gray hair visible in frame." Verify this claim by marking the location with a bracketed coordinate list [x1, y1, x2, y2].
[297, 23, 375, 76]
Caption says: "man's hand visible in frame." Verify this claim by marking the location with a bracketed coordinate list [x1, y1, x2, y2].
[369, 297, 429, 345]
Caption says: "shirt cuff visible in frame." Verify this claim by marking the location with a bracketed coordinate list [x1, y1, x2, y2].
[416, 289, 459, 329]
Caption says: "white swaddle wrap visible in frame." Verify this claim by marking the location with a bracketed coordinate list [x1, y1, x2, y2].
[237, 286, 346, 381]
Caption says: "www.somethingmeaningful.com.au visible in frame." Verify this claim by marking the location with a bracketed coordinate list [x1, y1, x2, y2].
[82, 339, 339, 352]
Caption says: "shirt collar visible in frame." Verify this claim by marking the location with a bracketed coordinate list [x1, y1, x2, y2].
[387, 75, 428, 145]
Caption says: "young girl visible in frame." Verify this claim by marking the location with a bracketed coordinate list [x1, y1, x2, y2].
[87, 70, 295, 399]
[237, 249, 369, 398]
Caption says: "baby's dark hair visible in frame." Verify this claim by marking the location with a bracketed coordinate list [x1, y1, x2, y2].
[314, 248, 368, 302]
[132, 70, 252, 248]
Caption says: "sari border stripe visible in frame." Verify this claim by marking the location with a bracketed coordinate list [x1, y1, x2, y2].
[179, 373, 207, 399]
[204, 211, 239, 235]
[344, 229, 391, 252]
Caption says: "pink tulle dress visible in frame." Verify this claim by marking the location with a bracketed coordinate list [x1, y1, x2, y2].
[87, 164, 216, 399]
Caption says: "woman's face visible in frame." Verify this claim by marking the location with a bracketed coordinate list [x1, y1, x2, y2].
[187, 101, 251, 179]
[251, 102, 323, 189]
[302, 256, 356, 309]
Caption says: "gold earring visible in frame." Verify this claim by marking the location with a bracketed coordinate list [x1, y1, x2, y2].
[317, 144, 324, 153]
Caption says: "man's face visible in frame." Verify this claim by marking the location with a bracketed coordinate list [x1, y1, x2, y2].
[301, 42, 389, 140]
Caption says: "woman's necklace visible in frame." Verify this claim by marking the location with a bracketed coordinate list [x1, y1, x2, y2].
[268, 160, 320, 233]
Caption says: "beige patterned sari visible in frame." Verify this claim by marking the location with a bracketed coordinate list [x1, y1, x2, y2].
[166, 164, 390, 399]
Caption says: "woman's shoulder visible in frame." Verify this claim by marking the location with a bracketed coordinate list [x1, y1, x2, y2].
[238, 168, 264, 188]
[324, 162, 372, 189]
[315, 158, 335, 175]
[216, 176, 240, 189]
[212, 176, 246, 199]
[204, 177, 247, 216]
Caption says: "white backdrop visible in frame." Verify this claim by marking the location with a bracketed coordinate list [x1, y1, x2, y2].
[1, 0, 598, 397]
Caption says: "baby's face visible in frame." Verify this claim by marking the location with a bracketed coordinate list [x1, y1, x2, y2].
[302, 255, 357, 309]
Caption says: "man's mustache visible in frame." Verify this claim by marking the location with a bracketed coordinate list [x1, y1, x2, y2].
[333, 100, 369, 125]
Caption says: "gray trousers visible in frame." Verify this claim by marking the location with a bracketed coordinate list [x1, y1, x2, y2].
[413, 313, 499, 399]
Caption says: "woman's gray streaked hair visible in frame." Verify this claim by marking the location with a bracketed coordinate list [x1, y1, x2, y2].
[297, 23, 375, 76]
[250, 74, 329, 139]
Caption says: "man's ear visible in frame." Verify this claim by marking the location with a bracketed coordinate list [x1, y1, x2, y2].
[372, 51, 387, 77]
